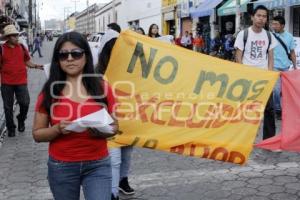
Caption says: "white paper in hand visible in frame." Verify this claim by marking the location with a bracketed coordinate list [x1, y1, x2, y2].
[65, 109, 114, 133]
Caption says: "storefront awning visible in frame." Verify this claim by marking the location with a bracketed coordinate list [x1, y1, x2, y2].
[190, 0, 223, 18]
[254, 0, 300, 10]
[218, 0, 251, 16]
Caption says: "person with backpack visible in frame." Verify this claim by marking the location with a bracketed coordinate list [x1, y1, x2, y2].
[0, 25, 43, 137]
[234, 5, 278, 140]
[96, 23, 135, 200]
[271, 16, 298, 120]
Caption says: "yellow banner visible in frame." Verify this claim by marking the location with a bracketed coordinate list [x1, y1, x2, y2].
[106, 30, 279, 164]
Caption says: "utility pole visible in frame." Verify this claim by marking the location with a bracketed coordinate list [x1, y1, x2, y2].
[235, 0, 241, 32]
[34, 0, 37, 29]
[86, 0, 89, 33]
[71, 0, 80, 12]
[29, 0, 32, 28]
[64, 7, 71, 32]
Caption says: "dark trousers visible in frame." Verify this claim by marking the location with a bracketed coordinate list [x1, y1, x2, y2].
[263, 94, 276, 140]
[0, 84, 30, 131]
[31, 46, 42, 57]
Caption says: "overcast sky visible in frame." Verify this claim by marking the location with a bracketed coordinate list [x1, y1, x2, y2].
[39, 0, 110, 23]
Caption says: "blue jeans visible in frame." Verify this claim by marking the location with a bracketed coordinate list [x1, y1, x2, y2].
[109, 146, 133, 197]
[47, 156, 112, 200]
[273, 67, 289, 112]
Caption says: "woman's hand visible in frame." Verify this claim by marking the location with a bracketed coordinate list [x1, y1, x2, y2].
[88, 122, 119, 138]
[54, 120, 72, 135]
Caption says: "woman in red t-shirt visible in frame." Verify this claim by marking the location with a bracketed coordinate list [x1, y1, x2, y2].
[32, 32, 117, 200]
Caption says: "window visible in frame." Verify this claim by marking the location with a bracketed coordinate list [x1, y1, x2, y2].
[103, 16, 105, 32]
[293, 7, 300, 37]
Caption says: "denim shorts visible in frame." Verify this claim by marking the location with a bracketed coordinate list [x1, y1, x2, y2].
[47, 156, 112, 200]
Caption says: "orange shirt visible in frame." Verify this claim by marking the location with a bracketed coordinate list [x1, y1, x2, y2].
[193, 37, 204, 48]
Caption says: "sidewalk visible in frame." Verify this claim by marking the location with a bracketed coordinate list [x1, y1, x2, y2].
[0, 41, 53, 200]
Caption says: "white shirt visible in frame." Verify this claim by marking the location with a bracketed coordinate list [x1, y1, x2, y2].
[180, 35, 191, 47]
[234, 27, 277, 69]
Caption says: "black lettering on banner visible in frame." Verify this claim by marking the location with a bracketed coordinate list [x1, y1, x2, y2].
[127, 42, 158, 78]
[226, 79, 252, 101]
[154, 56, 178, 84]
[248, 80, 269, 100]
[193, 71, 229, 97]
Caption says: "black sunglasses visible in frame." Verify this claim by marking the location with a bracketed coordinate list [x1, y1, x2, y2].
[58, 49, 85, 61]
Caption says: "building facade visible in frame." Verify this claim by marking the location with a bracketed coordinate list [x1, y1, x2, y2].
[178, 0, 193, 35]
[66, 12, 78, 32]
[124, 0, 162, 35]
[94, 0, 124, 33]
[161, 0, 178, 36]
[75, 3, 98, 34]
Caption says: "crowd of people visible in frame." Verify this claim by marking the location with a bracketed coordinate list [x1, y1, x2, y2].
[173, 29, 235, 61]
[0, 4, 299, 200]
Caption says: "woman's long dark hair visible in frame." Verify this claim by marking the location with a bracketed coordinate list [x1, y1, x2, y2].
[41, 31, 106, 114]
[147, 24, 160, 38]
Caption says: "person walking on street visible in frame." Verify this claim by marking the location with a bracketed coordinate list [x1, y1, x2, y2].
[234, 5, 278, 140]
[271, 15, 299, 120]
[0, 25, 43, 137]
[96, 23, 135, 200]
[32, 31, 118, 200]
[31, 33, 43, 57]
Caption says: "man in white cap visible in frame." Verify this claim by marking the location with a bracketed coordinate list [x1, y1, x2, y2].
[0, 24, 43, 137]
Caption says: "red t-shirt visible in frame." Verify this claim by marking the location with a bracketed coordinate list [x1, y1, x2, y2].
[35, 84, 116, 162]
[0, 42, 30, 85]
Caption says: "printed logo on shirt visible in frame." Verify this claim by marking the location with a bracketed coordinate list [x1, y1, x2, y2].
[250, 40, 266, 59]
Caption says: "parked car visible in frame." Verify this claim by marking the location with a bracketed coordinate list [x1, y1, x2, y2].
[53, 31, 62, 37]
[88, 32, 104, 48]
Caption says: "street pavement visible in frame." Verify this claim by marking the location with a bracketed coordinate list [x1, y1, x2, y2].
[0, 40, 300, 200]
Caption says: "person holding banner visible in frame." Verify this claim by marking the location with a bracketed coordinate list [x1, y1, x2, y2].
[32, 31, 118, 200]
[271, 16, 298, 120]
[148, 24, 161, 38]
[136, 27, 145, 35]
[234, 5, 278, 140]
[96, 23, 135, 200]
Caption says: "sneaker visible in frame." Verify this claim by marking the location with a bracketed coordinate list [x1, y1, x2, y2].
[7, 130, 16, 137]
[119, 177, 135, 195]
[17, 116, 25, 132]
[111, 194, 119, 200]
